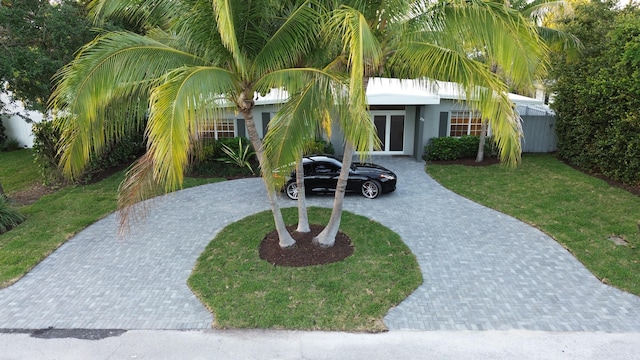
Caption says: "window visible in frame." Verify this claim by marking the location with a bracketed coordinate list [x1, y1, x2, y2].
[449, 111, 484, 137]
[201, 119, 235, 140]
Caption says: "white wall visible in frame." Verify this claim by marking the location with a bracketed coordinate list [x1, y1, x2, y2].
[1, 92, 45, 148]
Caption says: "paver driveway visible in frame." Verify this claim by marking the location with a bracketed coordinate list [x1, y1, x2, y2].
[0, 157, 639, 331]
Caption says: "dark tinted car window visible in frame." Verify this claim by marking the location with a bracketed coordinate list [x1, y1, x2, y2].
[314, 163, 335, 173]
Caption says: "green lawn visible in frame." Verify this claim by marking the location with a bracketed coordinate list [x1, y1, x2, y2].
[427, 154, 640, 295]
[0, 150, 223, 287]
[189, 207, 422, 332]
[0, 149, 41, 194]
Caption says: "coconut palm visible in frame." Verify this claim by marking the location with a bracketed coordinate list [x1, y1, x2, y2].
[474, 0, 581, 162]
[50, 0, 344, 248]
[265, 0, 549, 246]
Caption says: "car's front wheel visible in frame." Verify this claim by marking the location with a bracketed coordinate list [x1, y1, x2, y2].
[361, 180, 381, 199]
[285, 181, 299, 200]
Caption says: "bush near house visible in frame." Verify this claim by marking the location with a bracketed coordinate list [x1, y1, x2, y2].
[424, 135, 497, 161]
[32, 120, 146, 184]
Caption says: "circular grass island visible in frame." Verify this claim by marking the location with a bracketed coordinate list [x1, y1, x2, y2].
[188, 207, 422, 332]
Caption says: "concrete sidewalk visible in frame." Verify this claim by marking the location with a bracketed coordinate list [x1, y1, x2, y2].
[2, 329, 640, 360]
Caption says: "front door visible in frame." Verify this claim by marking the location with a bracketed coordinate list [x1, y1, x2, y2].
[371, 110, 405, 154]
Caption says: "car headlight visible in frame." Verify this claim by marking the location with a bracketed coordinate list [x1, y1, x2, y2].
[380, 174, 395, 180]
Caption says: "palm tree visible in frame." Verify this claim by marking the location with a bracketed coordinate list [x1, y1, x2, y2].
[475, 0, 581, 162]
[50, 0, 342, 248]
[307, 0, 547, 246]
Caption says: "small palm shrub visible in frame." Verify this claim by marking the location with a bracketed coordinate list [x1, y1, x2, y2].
[217, 137, 256, 174]
[0, 196, 26, 234]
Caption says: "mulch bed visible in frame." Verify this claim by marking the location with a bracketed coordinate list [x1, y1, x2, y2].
[259, 224, 353, 267]
[427, 157, 500, 166]
[8, 183, 58, 206]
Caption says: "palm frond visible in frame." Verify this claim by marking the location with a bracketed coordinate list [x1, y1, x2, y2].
[254, 0, 323, 74]
[262, 70, 344, 179]
[390, 41, 521, 165]
[50, 31, 207, 180]
[146, 65, 238, 191]
[88, 0, 184, 29]
[438, 0, 549, 90]
[211, 0, 248, 77]
[117, 152, 158, 234]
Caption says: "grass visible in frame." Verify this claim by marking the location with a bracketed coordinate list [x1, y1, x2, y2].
[427, 153, 640, 295]
[0, 149, 41, 194]
[188, 207, 422, 332]
[0, 150, 224, 287]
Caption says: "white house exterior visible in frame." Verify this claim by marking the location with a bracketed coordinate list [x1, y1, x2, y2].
[2, 78, 553, 156]
[224, 78, 552, 160]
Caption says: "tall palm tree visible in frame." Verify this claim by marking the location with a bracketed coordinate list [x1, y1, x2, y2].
[474, 0, 581, 162]
[266, 0, 549, 247]
[50, 0, 342, 248]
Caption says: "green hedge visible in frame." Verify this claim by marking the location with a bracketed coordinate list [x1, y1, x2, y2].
[423, 135, 497, 161]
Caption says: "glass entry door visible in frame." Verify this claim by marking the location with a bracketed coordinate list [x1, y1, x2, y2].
[371, 111, 405, 153]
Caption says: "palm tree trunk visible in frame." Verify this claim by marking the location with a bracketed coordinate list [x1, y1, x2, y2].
[295, 156, 310, 233]
[241, 104, 295, 248]
[476, 120, 488, 162]
[313, 141, 354, 247]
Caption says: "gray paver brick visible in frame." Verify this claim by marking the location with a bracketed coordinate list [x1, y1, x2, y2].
[0, 157, 639, 331]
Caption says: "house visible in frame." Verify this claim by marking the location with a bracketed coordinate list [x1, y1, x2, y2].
[207, 78, 557, 160]
[2, 78, 556, 157]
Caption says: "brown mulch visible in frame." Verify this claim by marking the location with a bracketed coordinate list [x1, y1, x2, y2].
[259, 224, 353, 267]
[8, 183, 58, 206]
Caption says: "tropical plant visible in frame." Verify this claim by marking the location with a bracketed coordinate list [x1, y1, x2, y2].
[50, 0, 350, 248]
[216, 137, 256, 175]
[265, 0, 549, 246]
[474, 0, 582, 163]
[0, 196, 25, 234]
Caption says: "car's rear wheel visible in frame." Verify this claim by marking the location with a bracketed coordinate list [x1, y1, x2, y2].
[285, 181, 299, 200]
[361, 180, 381, 199]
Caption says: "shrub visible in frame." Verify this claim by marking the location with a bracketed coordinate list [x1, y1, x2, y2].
[304, 138, 334, 155]
[0, 118, 7, 146]
[32, 120, 64, 185]
[190, 137, 257, 177]
[216, 137, 256, 174]
[32, 119, 146, 184]
[424, 135, 497, 161]
[82, 132, 146, 182]
[0, 196, 26, 234]
[2, 137, 22, 151]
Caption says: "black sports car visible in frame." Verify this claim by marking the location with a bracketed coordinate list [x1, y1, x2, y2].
[283, 155, 397, 200]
